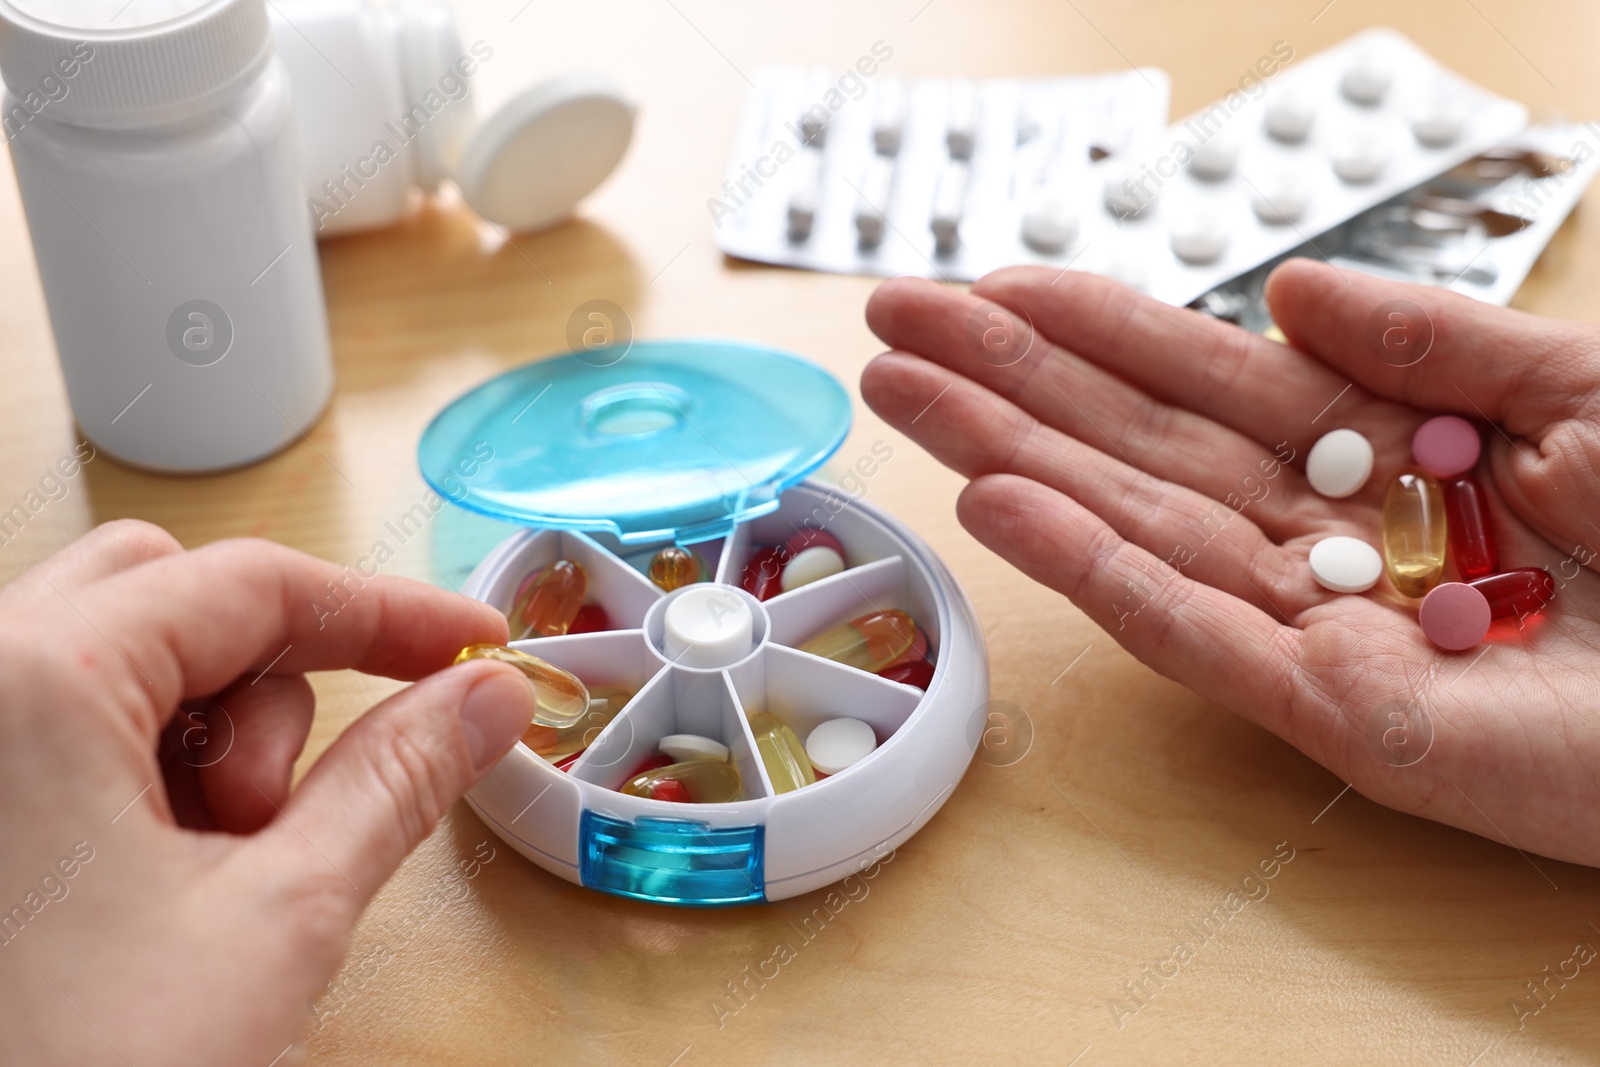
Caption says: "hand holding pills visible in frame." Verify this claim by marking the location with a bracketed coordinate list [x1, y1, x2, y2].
[864, 257, 1600, 868]
[0, 524, 530, 1065]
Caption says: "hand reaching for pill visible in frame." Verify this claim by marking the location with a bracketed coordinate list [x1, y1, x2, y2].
[862, 258, 1600, 867]
[0, 524, 533, 1066]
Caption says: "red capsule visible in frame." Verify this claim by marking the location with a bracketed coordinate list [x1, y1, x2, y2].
[1469, 568, 1555, 621]
[741, 545, 787, 600]
[568, 602, 612, 634]
[623, 752, 674, 780]
[1444, 476, 1497, 581]
[879, 659, 934, 690]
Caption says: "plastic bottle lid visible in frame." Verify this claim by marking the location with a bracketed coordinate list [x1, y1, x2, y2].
[418, 339, 852, 545]
[0, 0, 271, 125]
[453, 71, 635, 232]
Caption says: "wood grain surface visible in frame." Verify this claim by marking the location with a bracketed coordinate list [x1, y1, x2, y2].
[3, 1, 1600, 1063]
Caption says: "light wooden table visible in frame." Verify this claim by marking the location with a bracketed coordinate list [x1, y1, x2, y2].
[5, 1, 1600, 1063]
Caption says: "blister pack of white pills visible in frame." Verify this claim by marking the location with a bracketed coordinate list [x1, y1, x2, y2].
[710, 66, 1171, 281]
[1190, 124, 1600, 332]
[1070, 28, 1529, 305]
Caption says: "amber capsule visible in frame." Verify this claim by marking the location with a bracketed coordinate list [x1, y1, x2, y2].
[1443, 475, 1497, 581]
[621, 758, 742, 803]
[1381, 469, 1448, 598]
[454, 644, 589, 727]
[798, 609, 917, 673]
[523, 684, 636, 758]
[1469, 569, 1555, 622]
[509, 560, 587, 639]
[648, 546, 705, 592]
[747, 712, 816, 793]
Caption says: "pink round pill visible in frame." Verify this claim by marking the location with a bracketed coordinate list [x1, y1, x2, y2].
[1411, 415, 1480, 478]
[1418, 582, 1491, 651]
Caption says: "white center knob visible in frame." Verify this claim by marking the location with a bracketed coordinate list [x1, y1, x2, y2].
[662, 586, 754, 667]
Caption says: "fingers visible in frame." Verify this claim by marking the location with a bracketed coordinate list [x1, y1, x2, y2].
[0, 519, 182, 609]
[862, 352, 1307, 612]
[955, 474, 1304, 740]
[1266, 258, 1600, 434]
[264, 658, 534, 904]
[866, 270, 1377, 461]
[59, 538, 507, 734]
[198, 674, 317, 834]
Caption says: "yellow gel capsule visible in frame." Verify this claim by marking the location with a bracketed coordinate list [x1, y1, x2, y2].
[622, 758, 742, 803]
[524, 684, 636, 758]
[647, 546, 704, 592]
[748, 712, 815, 793]
[454, 644, 589, 728]
[798, 609, 916, 673]
[509, 559, 587, 640]
[1382, 469, 1448, 598]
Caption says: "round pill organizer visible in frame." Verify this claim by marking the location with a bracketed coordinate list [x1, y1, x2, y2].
[419, 339, 989, 906]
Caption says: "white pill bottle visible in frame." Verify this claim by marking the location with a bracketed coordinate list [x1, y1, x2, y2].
[0, 0, 332, 473]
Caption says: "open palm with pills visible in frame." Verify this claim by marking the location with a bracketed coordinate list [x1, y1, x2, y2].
[862, 258, 1600, 867]
[0, 525, 534, 1066]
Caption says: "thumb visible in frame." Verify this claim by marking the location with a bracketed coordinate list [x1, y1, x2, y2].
[1265, 258, 1599, 436]
[264, 658, 534, 905]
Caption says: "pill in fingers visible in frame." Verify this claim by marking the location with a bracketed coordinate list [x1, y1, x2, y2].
[1419, 582, 1492, 651]
[1309, 536, 1384, 594]
[1306, 429, 1375, 498]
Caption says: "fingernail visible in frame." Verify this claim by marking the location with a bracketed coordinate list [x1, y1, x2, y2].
[459, 666, 535, 773]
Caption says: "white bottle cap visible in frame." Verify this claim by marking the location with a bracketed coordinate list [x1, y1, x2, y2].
[453, 70, 635, 233]
[0, 0, 271, 126]
[661, 586, 754, 669]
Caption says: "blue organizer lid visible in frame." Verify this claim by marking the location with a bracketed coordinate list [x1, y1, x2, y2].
[419, 339, 853, 545]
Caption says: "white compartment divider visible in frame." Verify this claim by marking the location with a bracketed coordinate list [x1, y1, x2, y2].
[568, 666, 676, 788]
[764, 555, 907, 649]
[569, 664, 778, 801]
[714, 523, 752, 586]
[721, 671, 776, 798]
[759, 644, 923, 745]
[506, 629, 659, 694]
[560, 531, 664, 628]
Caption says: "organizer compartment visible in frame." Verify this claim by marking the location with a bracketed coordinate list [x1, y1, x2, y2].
[570, 667, 773, 802]
[482, 529, 662, 632]
[727, 645, 922, 767]
[619, 536, 728, 588]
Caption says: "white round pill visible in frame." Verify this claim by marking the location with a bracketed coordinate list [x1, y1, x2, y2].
[1308, 536, 1384, 594]
[805, 717, 878, 775]
[1305, 428, 1375, 499]
[1341, 56, 1394, 105]
[1330, 136, 1389, 183]
[659, 733, 730, 763]
[1251, 174, 1311, 224]
[780, 545, 845, 592]
[1104, 166, 1155, 218]
[1021, 191, 1080, 254]
[1411, 96, 1467, 147]
[1187, 134, 1240, 181]
[1264, 94, 1317, 143]
[1169, 215, 1229, 264]
[661, 586, 754, 668]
